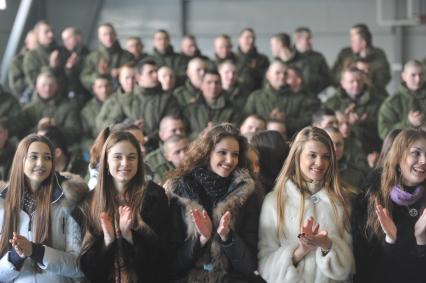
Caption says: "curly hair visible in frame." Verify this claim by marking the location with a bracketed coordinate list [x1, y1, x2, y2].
[168, 123, 252, 179]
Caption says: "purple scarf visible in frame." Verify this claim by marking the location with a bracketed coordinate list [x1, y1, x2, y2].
[390, 184, 424, 206]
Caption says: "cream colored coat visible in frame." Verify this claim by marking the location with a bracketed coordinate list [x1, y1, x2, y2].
[258, 180, 354, 283]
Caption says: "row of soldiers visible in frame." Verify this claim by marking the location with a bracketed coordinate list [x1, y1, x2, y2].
[1, 20, 426, 189]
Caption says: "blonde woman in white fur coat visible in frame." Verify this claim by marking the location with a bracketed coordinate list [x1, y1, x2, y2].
[258, 127, 356, 283]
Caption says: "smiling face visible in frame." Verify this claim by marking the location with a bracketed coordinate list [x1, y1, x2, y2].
[299, 140, 331, 182]
[209, 137, 240, 177]
[24, 141, 53, 190]
[107, 140, 138, 190]
[399, 139, 426, 186]
[340, 70, 365, 99]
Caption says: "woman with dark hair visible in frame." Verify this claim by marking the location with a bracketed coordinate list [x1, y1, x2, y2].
[258, 127, 355, 282]
[0, 134, 88, 283]
[352, 128, 426, 283]
[87, 123, 152, 191]
[168, 123, 264, 282]
[79, 131, 169, 282]
[360, 128, 402, 191]
[250, 130, 289, 194]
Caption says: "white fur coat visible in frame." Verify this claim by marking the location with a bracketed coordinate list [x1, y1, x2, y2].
[258, 180, 354, 283]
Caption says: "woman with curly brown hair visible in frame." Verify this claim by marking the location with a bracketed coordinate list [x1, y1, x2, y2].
[167, 123, 265, 282]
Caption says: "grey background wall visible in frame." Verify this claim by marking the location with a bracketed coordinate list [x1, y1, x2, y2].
[1, 0, 426, 92]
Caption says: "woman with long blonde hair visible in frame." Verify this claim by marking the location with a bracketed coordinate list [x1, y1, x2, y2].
[0, 134, 88, 283]
[258, 126, 355, 282]
[352, 128, 426, 283]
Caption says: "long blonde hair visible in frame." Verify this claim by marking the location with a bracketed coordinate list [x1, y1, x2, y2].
[275, 127, 354, 237]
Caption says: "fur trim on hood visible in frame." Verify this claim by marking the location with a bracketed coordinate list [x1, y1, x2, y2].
[59, 172, 89, 209]
[170, 168, 256, 282]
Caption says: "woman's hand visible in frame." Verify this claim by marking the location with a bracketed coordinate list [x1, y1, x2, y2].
[119, 206, 133, 243]
[415, 208, 426, 245]
[191, 209, 212, 246]
[9, 233, 32, 258]
[376, 205, 397, 243]
[100, 212, 115, 247]
[217, 211, 232, 242]
[292, 217, 317, 265]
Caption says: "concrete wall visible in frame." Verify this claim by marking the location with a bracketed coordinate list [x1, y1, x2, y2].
[2, 0, 426, 92]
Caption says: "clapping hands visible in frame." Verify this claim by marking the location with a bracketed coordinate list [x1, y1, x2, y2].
[9, 232, 32, 258]
[100, 206, 133, 247]
[191, 209, 232, 246]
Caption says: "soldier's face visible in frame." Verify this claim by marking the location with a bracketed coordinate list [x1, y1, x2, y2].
[36, 76, 58, 99]
[154, 32, 170, 53]
[266, 63, 287, 90]
[127, 39, 143, 57]
[201, 74, 222, 102]
[239, 30, 255, 52]
[98, 26, 116, 48]
[37, 24, 54, 46]
[138, 64, 158, 88]
[340, 71, 365, 98]
[402, 65, 424, 91]
[295, 33, 312, 53]
[350, 29, 365, 54]
[181, 38, 197, 57]
[214, 38, 232, 59]
[219, 63, 238, 87]
[92, 79, 112, 102]
[119, 67, 136, 93]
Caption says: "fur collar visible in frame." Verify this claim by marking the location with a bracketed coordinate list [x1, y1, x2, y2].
[0, 171, 88, 210]
[170, 168, 255, 282]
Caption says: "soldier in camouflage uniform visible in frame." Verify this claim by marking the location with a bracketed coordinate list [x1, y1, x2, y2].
[81, 75, 113, 153]
[173, 57, 207, 107]
[218, 60, 252, 109]
[23, 21, 69, 95]
[213, 34, 238, 67]
[61, 26, 91, 105]
[294, 27, 332, 95]
[379, 60, 426, 139]
[183, 70, 240, 138]
[8, 30, 38, 100]
[236, 28, 269, 91]
[145, 115, 186, 180]
[332, 23, 391, 89]
[150, 134, 189, 185]
[325, 66, 383, 153]
[244, 61, 318, 137]
[147, 30, 187, 86]
[96, 60, 180, 144]
[13, 72, 81, 145]
[0, 85, 21, 129]
[80, 23, 134, 91]
[325, 127, 365, 189]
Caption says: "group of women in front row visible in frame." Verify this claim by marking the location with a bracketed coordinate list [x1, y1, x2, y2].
[1, 123, 426, 283]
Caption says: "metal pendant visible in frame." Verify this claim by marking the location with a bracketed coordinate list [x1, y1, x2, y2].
[409, 208, 418, 217]
[311, 195, 320, 204]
